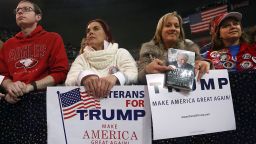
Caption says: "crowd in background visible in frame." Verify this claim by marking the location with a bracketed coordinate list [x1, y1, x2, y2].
[2, 26, 256, 63]
[0, 0, 256, 143]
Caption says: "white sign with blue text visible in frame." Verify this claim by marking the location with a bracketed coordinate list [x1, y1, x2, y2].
[146, 69, 236, 140]
[47, 86, 152, 144]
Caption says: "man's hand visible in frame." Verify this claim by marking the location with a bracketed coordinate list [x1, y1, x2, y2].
[3, 80, 27, 98]
[25, 83, 34, 93]
[4, 93, 21, 104]
[0, 93, 5, 100]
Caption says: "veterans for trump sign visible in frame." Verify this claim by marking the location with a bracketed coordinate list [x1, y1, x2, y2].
[146, 69, 236, 140]
[47, 86, 151, 144]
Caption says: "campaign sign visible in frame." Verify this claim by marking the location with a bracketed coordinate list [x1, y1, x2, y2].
[47, 86, 152, 144]
[146, 69, 236, 140]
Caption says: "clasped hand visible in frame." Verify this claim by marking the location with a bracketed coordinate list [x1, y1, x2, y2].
[3, 81, 33, 104]
[82, 75, 117, 98]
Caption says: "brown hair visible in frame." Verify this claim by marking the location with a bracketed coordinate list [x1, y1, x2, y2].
[212, 18, 250, 50]
[79, 37, 87, 54]
[86, 19, 113, 43]
[18, 0, 42, 16]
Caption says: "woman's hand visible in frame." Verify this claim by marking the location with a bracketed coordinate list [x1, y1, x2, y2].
[98, 75, 117, 98]
[145, 59, 171, 74]
[82, 75, 99, 98]
[82, 75, 117, 98]
[195, 60, 210, 81]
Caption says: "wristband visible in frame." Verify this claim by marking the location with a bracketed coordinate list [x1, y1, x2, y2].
[31, 81, 37, 91]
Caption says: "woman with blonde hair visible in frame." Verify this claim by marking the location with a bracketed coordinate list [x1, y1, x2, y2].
[138, 11, 210, 84]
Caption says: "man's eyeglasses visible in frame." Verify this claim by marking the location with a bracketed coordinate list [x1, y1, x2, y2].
[14, 6, 34, 14]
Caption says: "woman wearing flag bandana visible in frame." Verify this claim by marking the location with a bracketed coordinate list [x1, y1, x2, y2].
[203, 12, 256, 71]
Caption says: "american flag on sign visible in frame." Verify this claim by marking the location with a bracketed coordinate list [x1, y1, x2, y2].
[58, 88, 101, 120]
[189, 5, 228, 33]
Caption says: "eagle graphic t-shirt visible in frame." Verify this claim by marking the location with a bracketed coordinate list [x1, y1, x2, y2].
[0, 25, 68, 84]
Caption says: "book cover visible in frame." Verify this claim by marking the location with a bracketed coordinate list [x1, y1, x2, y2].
[166, 48, 195, 91]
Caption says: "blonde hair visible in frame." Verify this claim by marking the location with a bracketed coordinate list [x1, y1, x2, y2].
[79, 37, 87, 54]
[153, 11, 185, 44]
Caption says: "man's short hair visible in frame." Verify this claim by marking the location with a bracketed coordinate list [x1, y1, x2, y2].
[19, 0, 42, 16]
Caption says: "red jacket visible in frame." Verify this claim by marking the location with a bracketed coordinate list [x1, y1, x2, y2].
[206, 42, 256, 71]
[0, 25, 68, 84]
